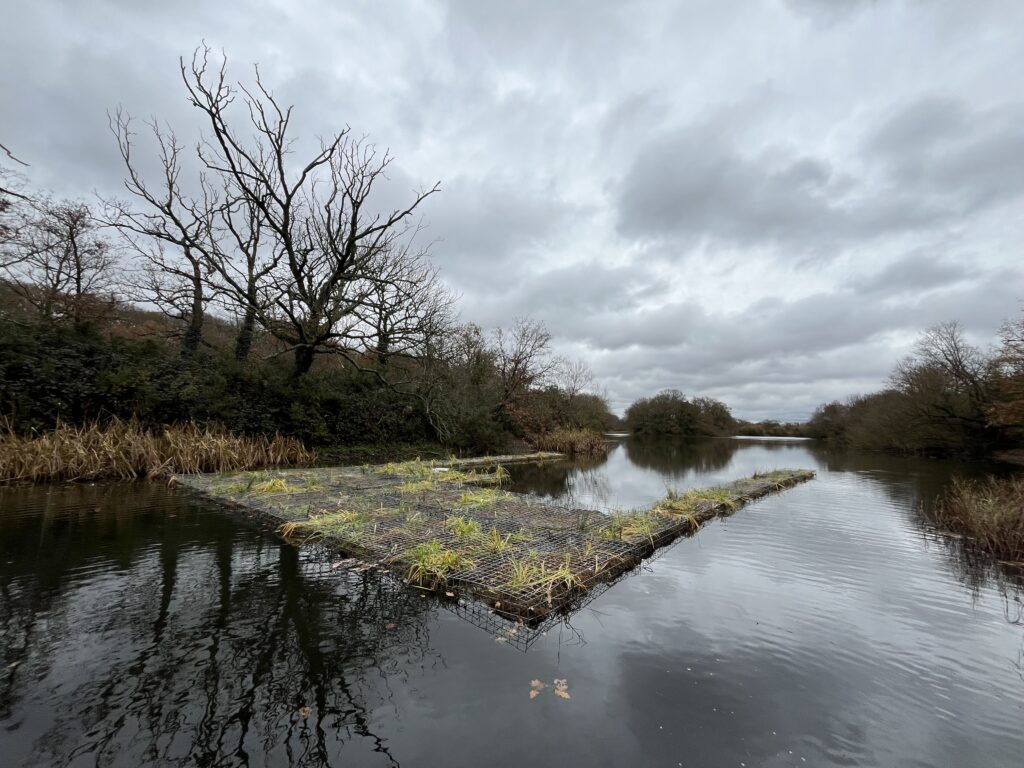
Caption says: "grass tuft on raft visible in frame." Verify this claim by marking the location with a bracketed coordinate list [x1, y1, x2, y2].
[0, 418, 312, 483]
[934, 475, 1024, 562]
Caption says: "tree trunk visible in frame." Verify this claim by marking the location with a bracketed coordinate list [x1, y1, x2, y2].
[376, 331, 390, 368]
[234, 304, 256, 361]
[293, 344, 315, 377]
[181, 257, 204, 357]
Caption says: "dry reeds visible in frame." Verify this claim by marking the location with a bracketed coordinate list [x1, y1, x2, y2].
[934, 475, 1024, 562]
[532, 428, 608, 457]
[0, 418, 313, 483]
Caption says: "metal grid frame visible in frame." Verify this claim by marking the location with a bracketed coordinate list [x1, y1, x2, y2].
[174, 463, 815, 624]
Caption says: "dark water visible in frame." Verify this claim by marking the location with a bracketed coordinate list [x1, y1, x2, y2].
[2, 437, 1023, 767]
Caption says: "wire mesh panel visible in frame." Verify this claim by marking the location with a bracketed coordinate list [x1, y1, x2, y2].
[174, 460, 815, 624]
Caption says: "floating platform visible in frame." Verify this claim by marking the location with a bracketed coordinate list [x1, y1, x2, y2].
[173, 456, 813, 623]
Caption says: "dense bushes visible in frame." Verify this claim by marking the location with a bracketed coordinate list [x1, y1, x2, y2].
[0, 315, 433, 447]
[624, 390, 735, 436]
[733, 419, 807, 437]
[0, 310, 617, 455]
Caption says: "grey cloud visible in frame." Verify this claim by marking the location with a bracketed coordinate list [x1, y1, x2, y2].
[851, 250, 974, 296]
[614, 122, 944, 249]
[3, 0, 1022, 420]
[867, 97, 1024, 215]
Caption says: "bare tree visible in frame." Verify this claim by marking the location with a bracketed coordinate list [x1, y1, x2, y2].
[556, 358, 596, 399]
[0, 142, 29, 206]
[212, 191, 275, 360]
[106, 112, 220, 357]
[179, 47, 440, 376]
[412, 322, 497, 443]
[1, 142, 31, 260]
[987, 312, 1024, 436]
[891, 321, 991, 436]
[1, 198, 117, 323]
[354, 241, 457, 368]
[493, 318, 558, 411]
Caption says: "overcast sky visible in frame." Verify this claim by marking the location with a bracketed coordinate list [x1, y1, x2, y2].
[3, 0, 1023, 419]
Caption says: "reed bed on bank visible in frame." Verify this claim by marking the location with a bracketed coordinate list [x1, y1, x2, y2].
[934, 475, 1024, 562]
[532, 428, 608, 457]
[0, 419, 313, 483]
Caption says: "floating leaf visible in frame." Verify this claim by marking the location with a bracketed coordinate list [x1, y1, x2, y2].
[529, 689, 541, 699]
[530, 679, 546, 690]
[552, 679, 571, 699]
[297, 706, 312, 718]
[385, 623, 397, 631]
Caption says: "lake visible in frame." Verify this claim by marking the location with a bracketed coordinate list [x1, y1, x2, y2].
[2, 436, 1022, 767]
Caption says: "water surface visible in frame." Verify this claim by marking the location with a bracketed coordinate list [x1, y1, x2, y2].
[2, 437, 1022, 767]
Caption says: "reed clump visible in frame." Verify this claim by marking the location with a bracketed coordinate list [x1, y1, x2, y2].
[402, 540, 474, 586]
[0, 418, 313, 483]
[934, 475, 1024, 562]
[532, 428, 608, 457]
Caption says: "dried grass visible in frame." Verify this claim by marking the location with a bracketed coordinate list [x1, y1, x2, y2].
[934, 475, 1024, 561]
[0, 418, 313, 483]
[532, 428, 608, 456]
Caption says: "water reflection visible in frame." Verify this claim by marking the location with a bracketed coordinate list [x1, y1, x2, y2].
[0, 484, 438, 767]
[3, 440, 1024, 768]
[622, 434, 740, 474]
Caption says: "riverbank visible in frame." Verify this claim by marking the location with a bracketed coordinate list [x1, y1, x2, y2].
[0, 420, 612, 484]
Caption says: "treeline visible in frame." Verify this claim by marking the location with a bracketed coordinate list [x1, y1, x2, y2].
[622, 314, 1024, 459]
[0, 50, 614, 454]
[623, 389, 805, 438]
[806, 319, 1024, 457]
[624, 390, 736, 436]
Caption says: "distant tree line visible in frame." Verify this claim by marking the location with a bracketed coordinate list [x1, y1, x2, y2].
[805, 319, 1024, 457]
[622, 316, 1024, 458]
[624, 390, 736, 436]
[0, 49, 615, 453]
[622, 389, 805, 438]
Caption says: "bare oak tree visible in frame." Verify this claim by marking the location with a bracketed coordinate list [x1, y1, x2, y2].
[493, 318, 558, 411]
[353, 241, 456, 368]
[106, 112, 220, 356]
[891, 321, 991, 433]
[180, 47, 440, 376]
[1, 198, 117, 323]
[1, 142, 31, 259]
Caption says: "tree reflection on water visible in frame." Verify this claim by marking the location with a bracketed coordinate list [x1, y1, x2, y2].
[0, 483, 439, 767]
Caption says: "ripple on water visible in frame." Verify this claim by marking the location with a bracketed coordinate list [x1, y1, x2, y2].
[2, 441, 1023, 768]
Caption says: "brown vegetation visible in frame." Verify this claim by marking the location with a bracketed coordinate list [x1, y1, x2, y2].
[0, 419, 312, 483]
[807, 319, 1023, 456]
[933, 475, 1024, 562]
[531, 427, 608, 456]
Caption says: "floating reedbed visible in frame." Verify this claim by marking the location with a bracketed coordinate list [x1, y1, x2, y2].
[174, 455, 813, 623]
